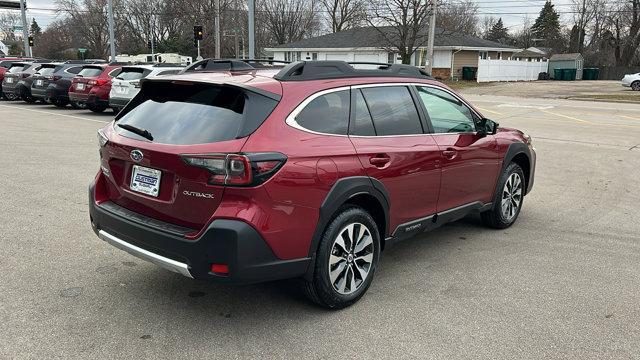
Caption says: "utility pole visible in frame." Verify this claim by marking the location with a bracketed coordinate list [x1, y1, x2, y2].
[426, 0, 437, 74]
[150, 17, 154, 56]
[107, 0, 116, 61]
[248, 0, 255, 59]
[19, 0, 29, 57]
[214, 0, 220, 58]
[235, 29, 239, 59]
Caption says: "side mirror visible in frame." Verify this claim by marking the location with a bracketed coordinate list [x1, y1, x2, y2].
[478, 118, 498, 136]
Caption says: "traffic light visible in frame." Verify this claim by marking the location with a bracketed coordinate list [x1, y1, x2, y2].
[193, 25, 203, 41]
[28, 36, 34, 47]
[147, 39, 152, 50]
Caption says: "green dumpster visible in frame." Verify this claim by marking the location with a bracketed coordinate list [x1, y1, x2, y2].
[554, 68, 562, 80]
[462, 67, 476, 80]
[583, 68, 599, 80]
[561, 68, 576, 81]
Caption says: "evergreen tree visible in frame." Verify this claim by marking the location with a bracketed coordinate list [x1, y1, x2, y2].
[30, 18, 41, 36]
[486, 18, 510, 44]
[568, 24, 585, 53]
[531, 1, 564, 52]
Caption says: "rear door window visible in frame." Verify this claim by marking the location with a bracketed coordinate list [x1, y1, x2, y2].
[294, 90, 350, 135]
[78, 67, 103, 77]
[350, 89, 376, 136]
[115, 82, 278, 145]
[359, 86, 423, 136]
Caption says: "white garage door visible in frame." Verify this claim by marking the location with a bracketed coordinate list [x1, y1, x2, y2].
[325, 53, 349, 61]
[354, 53, 381, 63]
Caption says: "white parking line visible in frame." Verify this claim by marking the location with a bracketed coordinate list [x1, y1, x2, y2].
[0, 104, 109, 124]
[467, 97, 640, 111]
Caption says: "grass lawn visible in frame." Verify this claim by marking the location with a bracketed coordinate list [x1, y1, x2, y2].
[571, 93, 640, 103]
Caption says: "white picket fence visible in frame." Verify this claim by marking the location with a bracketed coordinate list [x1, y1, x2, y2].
[476, 59, 549, 82]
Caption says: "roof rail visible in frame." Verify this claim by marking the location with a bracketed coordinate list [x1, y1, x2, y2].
[152, 63, 185, 68]
[182, 58, 255, 73]
[273, 61, 434, 81]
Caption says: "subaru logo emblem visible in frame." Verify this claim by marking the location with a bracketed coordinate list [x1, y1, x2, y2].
[130, 149, 144, 163]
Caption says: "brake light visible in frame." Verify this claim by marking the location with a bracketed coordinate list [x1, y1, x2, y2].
[88, 78, 109, 86]
[181, 152, 286, 186]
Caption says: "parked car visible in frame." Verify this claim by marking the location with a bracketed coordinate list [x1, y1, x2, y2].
[69, 63, 123, 112]
[621, 73, 640, 91]
[19, 62, 61, 103]
[1, 61, 33, 100]
[89, 61, 536, 308]
[109, 64, 183, 112]
[31, 62, 86, 107]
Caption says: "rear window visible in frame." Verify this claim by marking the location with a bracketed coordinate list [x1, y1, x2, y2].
[0, 61, 15, 68]
[116, 68, 150, 80]
[66, 66, 83, 74]
[115, 82, 278, 145]
[8, 65, 27, 74]
[78, 67, 103, 77]
[38, 67, 56, 76]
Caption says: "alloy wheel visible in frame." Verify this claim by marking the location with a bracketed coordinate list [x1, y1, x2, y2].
[501, 173, 523, 221]
[329, 222, 374, 295]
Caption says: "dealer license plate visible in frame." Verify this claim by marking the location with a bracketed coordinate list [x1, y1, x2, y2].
[77, 83, 85, 90]
[36, 79, 43, 86]
[130, 165, 161, 197]
[6, 77, 13, 83]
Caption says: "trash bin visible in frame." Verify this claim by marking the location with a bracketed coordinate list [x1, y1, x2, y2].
[462, 67, 476, 80]
[554, 68, 563, 80]
[583, 68, 600, 80]
[561, 68, 576, 81]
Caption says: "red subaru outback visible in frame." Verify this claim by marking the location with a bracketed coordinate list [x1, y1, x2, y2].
[89, 61, 536, 308]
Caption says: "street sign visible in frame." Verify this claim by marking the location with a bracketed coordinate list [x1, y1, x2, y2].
[12, 26, 22, 31]
[78, 48, 87, 54]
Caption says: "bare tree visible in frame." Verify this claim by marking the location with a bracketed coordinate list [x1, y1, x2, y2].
[260, 0, 320, 45]
[480, 16, 498, 39]
[319, 0, 366, 33]
[436, 0, 479, 36]
[366, 0, 431, 64]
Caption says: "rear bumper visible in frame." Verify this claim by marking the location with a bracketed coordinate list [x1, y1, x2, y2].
[109, 96, 129, 110]
[88, 184, 310, 284]
[69, 92, 89, 103]
[2, 82, 19, 96]
[31, 87, 48, 99]
[87, 94, 109, 108]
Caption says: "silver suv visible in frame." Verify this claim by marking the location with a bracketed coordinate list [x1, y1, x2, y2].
[109, 64, 183, 111]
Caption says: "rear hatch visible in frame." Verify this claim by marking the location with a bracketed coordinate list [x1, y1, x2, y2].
[100, 80, 280, 230]
[110, 67, 151, 99]
[71, 65, 104, 93]
[2, 63, 29, 86]
[31, 64, 58, 90]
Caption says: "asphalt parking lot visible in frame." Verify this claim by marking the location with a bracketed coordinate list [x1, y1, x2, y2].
[1, 96, 639, 359]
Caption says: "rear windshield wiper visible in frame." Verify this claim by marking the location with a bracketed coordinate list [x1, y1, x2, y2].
[117, 123, 154, 141]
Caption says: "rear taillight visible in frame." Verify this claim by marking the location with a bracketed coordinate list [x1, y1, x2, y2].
[132, 80, 141, 88]
[88, 79, 109, 86]
[181, 152, 286, 186]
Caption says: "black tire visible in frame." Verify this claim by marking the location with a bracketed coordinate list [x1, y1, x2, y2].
[481, 162, 526, 229]
[88, 104, 106, 113]
[22, 95, 36, 103]
[70, 101, 86, 109]
[632, 81, 640, 91]
[52, 98, 68, 108]
[303, 206, 381, 309]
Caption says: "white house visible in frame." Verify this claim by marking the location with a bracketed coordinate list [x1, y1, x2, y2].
[265, 27, 519, 79]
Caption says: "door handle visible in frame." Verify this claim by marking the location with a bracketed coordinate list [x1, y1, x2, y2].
[442, 148, 458, 160]
[369, 154, 391, 167]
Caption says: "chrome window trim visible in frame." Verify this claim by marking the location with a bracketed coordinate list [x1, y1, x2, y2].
[285, 86, 351, 137]
[285, 82, 484, 137]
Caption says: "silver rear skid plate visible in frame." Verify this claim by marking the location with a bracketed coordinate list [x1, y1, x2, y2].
[98, 230, 193, 278]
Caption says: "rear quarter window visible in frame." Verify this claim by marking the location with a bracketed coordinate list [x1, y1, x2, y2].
[115, 82, 278, 145]
[294, 90, 350, 135]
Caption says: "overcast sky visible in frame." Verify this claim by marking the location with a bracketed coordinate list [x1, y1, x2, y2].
[3, 0, 578, 32]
